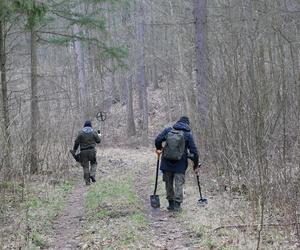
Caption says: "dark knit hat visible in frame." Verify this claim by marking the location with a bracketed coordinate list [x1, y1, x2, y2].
[178, 116, 190, 125]
[84, 120, 92, 127]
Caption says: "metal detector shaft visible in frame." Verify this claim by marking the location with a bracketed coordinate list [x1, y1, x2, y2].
[196, 175, 203, 199]
[196, 173, 208, 205]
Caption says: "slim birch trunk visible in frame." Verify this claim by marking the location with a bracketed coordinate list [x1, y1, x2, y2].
[30, 27, 39, 174]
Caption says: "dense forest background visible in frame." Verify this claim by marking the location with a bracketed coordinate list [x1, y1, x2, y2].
[0, 0, 299, 249]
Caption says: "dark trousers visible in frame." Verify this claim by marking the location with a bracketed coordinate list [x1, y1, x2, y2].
[80, 149, 97, 182]
[163, 171, 185, 203]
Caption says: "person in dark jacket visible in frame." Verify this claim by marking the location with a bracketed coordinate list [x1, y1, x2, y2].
[155, 116, 199, 212]
[72, 120, 101, 185]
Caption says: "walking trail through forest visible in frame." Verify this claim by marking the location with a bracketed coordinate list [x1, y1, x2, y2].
[135, 168, 198, 250]
[44, 147, 202, 249]
[43, 147, 296, 250]
[46, 185, 87, 249]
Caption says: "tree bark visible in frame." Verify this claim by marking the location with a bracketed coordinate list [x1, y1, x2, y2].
[169, 0, 192, 117]
[73, 24, 89, 120]
[0, 19, 12, 178]
[125, 75, 136, 137]
[150, 1, 159, 90]
[194, 0, 208, 123]
[136, 0, 148, 145]
[30, 27, 39, 174]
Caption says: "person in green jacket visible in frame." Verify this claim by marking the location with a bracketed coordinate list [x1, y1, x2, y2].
[72, 120, 101, 185]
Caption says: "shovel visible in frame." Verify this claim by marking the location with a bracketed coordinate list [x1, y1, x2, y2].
[150, 154, 160, 208]
[69, 149, 81, 162]
[196, 172, 208, 206]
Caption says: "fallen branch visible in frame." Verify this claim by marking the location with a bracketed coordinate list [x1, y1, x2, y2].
[213, 223, 300, 232]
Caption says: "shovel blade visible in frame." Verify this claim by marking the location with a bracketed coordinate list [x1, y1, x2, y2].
[198, 198, 208, 206]
[150, 194, 160, 208]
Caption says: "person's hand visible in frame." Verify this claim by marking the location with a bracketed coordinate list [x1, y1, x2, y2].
[194, 163, 201, 175]
[156, 149, 162, 156]
[187, 152, 194, 160]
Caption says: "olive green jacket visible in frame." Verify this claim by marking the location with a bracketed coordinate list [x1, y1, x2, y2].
[73, 127, 101, 151]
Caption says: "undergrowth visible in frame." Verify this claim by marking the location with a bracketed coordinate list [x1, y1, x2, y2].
[0, 179, 74, 249]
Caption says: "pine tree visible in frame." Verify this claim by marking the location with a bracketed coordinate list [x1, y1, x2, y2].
[13, 0, 126, 174]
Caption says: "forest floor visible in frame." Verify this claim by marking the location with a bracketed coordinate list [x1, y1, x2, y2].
[1, 147, 299, 249]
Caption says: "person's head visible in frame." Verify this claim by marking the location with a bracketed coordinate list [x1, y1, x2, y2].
[178, 116, 190, 125]
[84, 120, 92, 128]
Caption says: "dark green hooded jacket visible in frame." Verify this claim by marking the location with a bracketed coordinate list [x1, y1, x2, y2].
[73, 126, 101, 151]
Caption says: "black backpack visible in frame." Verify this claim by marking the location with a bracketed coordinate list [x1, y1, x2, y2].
[163, 129, 185, 161]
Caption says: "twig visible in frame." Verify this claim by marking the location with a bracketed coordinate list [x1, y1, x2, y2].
[213, 223, 300, 232]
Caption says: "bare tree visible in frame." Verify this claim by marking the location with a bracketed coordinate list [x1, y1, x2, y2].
[194, 0, 208, 126]
[125, 75, 136, 137]
[136, 0, 148, 145]
[73, 23, 89, 120]
[29, 24, 39, 174]
[0, 10, 12, 178]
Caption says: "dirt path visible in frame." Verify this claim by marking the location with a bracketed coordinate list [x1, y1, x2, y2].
[2, 148, 297, 249]
[135, 163, 200, 249]
[43, 148, 205, 249]
[43, 148, 203, 249]
[45, 184, 87, 250]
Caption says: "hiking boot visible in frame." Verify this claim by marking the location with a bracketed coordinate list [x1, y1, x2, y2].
[90, 176, 96, 183]
[173, 201, 182, 212]
[167, 200, 175, 211]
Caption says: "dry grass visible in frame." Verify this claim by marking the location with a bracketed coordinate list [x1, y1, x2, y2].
[1, 147, 299, 249]
[0, 179, 74, 249]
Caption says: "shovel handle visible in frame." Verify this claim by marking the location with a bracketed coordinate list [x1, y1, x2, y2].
[153, 154, 160, 195]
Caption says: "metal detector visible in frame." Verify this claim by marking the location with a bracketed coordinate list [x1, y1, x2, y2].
[96, 111, 107, 137]
[196, 164, 208, 206]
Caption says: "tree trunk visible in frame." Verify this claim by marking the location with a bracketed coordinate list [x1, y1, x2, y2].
[169, 0, 192, 118]
[125, 75, 136, 137]
[73, 24, 89, 120]
[85, 27, 97, 109]
[194, 0, 208, 124]
[0, 19, 12, 178]
[150, 1, 159, 90]
[30, 27, 39, 174]
[136, 0, 148, 145]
